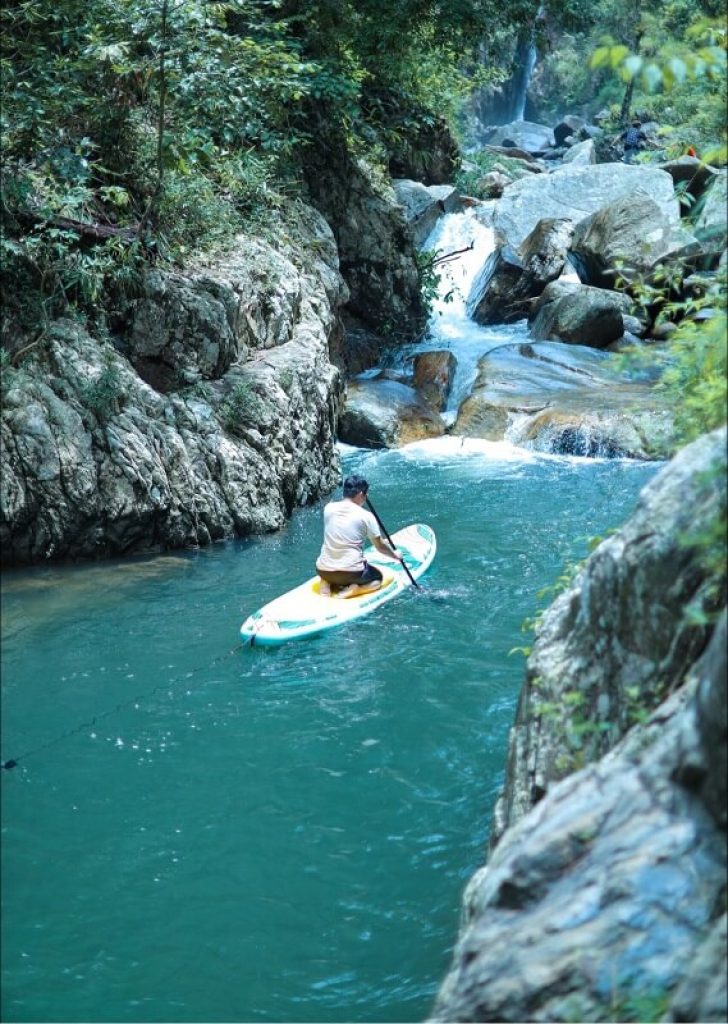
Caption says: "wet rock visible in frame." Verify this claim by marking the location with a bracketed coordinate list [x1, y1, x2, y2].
[339, 314, 384, 376]
[338, 378, 445, 448]
[430, 432, 727, 1024]
[452, 340, 673, 459]
[413, 350, 457, 411]
[529, 280, 630, 348]
[469, 219, 574, 325]
[467, 246, 524, 325]
[392, 179, 461, 247]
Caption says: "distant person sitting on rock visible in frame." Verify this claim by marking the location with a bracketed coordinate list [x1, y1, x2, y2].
[316, 475, 403, 599]
[621, 119, 647, 163]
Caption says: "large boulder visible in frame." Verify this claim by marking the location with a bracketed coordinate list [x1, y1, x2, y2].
[392, 179, 461, 247]
[493, 163, 680, 250]
[452, 340, 673, 459]
[338, 378, 445, 448]
[487, 121, 556, 153]
[553, 114, 588, 147]
[529, 279, 633, 347]
[469, 219, 574, 325]
[431, 623, 728, 1023]
[430, 430, 728, 1024]
[570, 192, 703, 288]
[560, 138, 597, 165]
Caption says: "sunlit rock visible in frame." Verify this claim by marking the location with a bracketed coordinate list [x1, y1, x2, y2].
[338, 378, 445, 449]
[570, 192, 704, 288]
[451, 340, 673, 459]
[413, 350, 457, 412]
[494, 163, 680, 250]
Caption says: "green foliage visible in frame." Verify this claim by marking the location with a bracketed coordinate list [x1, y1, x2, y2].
[454, 150, 534, 199]
[78, 358, 125, 419]
[220, 380, 266, 435]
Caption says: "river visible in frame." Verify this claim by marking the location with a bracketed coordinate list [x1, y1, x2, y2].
[1, 211, 661, 1023]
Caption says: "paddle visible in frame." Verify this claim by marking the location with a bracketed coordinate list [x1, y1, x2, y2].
[365, 497, 421, 589]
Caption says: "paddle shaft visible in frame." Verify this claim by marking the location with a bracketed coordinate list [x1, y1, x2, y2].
[365, 497, 420, 589]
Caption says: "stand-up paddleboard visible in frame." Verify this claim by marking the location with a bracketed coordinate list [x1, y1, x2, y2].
[240, 523, 436, 646]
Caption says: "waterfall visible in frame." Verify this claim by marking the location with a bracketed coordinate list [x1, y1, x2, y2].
[381, 208, 531, 424]
[513, 40, 538, 122]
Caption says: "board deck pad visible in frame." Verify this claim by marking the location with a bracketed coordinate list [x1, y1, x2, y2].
[240, 523, 436, 646]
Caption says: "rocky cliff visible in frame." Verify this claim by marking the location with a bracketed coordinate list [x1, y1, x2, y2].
[1, 203, 346, 564]
[430, 427, 727, 1023]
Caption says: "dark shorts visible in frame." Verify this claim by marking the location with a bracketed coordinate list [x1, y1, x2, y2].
[316, 561, 383, 586]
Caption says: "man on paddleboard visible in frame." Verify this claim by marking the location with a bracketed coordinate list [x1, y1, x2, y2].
[316, 476, 404, 598]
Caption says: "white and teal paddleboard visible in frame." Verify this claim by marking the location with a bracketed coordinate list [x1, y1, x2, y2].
[240, 523, 436, 646]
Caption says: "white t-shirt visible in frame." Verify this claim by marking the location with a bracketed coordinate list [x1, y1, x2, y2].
[316, 500, 380, 572]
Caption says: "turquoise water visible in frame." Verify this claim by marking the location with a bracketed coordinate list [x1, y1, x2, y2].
[1, 440, 657, 1023]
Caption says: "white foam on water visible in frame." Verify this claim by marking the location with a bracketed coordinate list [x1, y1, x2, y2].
[398, 435, 541, 462]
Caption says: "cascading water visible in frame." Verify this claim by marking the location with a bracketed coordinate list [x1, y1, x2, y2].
[512, 40, 538, 122]
[381, 207, 531, 426]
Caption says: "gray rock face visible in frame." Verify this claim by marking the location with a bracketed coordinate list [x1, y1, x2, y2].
[430, 431, 727, 1024]
[1, 205, 346, 565]
[570, 193, 703, 288]
[338, 378, 445, 448]
[692, 168, 727, 259]
[494, 163, 680, 250]
[469, 219, 574, 325]
[492, 427, 727, 842]
[392, 179, 461, 247]
[452, 340, 674, 459]
[431, 631, 727, 1022]
[304, 142, 427, 341]
[529, 279, 628, 347]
